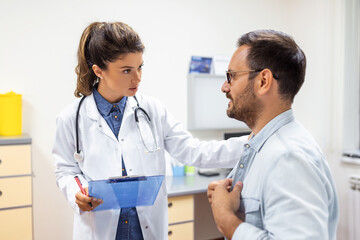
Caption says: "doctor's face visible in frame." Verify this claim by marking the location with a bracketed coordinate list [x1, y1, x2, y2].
[95, 52, 143, 103]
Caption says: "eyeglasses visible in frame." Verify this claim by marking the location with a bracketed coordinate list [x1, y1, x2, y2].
[226, 69, 263, 84]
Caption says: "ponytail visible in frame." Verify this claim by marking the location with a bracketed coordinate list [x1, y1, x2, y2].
[74, 23, 99, 97]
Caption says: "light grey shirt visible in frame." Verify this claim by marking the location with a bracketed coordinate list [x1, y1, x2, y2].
[229, 109, 339, 240]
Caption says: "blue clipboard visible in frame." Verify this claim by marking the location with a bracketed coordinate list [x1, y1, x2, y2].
[88, 175, 164, 211]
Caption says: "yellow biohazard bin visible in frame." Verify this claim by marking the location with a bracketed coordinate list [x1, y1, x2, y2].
[0, 91, 22, 136]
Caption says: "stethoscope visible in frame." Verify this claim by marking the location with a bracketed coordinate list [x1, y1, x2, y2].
[73, 95, 160, 162]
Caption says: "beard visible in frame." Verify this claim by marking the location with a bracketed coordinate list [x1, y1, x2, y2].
[226, 81, 262, 129]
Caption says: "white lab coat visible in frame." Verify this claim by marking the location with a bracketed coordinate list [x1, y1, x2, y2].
[53, 93, 245, 240]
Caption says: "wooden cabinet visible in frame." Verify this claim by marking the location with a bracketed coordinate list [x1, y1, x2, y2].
[168, 195, 194, 240]
[0, 136, 32, 240]
[0, 207, 32, 240]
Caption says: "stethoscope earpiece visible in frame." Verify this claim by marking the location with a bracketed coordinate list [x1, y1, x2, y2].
[74, 151, 84, 162]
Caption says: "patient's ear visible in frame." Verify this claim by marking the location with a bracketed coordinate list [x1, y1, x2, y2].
[255, 69, 275, 96]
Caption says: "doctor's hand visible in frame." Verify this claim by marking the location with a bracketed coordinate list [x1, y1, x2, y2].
[75, 187, 103, 211]
[207, 179, 243, 239]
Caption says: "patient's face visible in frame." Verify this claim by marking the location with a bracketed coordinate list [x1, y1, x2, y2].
[225, 46, 262, 128]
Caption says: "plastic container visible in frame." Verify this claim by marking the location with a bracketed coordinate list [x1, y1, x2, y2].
[0, 91, 22, 136]
[184, 166, 195, 176]
[172, 166, 184, 177]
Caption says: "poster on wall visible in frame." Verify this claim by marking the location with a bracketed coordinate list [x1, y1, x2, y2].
[189, 56, 212, 74]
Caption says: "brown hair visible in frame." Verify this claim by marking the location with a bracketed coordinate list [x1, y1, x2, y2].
[74, 22, 145, 97]
[237, 30, 306, 103]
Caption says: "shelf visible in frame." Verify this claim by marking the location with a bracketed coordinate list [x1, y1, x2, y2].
[187, 74, 248, 130]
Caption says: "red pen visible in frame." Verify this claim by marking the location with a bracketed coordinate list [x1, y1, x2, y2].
[74, 176, 92, 207]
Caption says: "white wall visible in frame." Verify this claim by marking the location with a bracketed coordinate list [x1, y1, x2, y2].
[0, 0, 357, 239]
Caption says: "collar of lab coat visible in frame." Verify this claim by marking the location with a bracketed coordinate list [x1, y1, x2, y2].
[84, 93, 140, 141]
[85, 93, 139, 121]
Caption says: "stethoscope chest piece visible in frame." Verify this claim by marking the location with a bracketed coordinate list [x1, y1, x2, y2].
[74, 151, 84, 162]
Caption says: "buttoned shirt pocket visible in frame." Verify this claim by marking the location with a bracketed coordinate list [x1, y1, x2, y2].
[240, 198, 263, 229]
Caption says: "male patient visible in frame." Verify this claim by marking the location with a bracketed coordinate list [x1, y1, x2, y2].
[207, 30, 339, 240]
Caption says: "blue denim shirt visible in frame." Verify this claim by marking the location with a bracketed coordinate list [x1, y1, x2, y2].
[93, 88, 127, 137]
[93, 88, 144, 240]
[229, 109, 339, 240]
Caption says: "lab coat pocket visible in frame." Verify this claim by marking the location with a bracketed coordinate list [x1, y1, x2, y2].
[136, 140, 164, 175]
[240, 198, 263, 229]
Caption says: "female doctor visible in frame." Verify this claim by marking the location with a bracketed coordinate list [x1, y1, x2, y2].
[53, 21, 245, 240]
